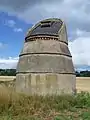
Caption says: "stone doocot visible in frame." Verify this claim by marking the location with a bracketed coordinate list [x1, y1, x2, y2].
[16, 18, 76, 95]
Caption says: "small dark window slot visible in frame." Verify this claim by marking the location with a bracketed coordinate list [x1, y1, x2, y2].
[41, 21, 54, 27]
[41, 24, 51, 27]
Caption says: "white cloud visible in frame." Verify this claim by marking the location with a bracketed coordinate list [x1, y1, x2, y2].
[0, 57, 18, 69]
[76, 29, 85, 36]
[0, 0, 90, 24]
[4, 19, 16, 27]
[75, 29, 90, 37]
[4, 19, 23, 32]
[69, 35, 90, 67]
[13, 28, 23, 32]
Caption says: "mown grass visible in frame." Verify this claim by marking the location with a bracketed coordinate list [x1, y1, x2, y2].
[0, 86, 90, 120]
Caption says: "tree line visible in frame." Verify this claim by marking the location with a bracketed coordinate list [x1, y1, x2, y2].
[75, 70, 90, 77]
[0, 69, 16, 76]
[0, 69, 90, 77]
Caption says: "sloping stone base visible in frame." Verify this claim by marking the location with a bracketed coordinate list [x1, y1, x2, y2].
[16, 73, 76, 95]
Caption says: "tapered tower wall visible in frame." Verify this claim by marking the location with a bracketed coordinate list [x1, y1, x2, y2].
[16, 18, 76, 95]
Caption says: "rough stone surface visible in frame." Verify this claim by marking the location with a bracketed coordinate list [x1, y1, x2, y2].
[16, 18, 76, 95]
[17, 55, 74, 73]
[20, 40, 70, 55]
[16, 73, 76, 95]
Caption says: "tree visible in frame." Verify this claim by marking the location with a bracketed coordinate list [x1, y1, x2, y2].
[0, 69, 16, 76]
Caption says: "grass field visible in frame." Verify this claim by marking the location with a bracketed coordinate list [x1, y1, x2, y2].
[76, 77, 90, 93]
[0, 86, 90, 120]
[0, 76, 90, 120]
[0, 76, 15, 81]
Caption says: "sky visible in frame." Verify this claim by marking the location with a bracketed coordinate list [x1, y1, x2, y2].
[0, 0, 90, 70]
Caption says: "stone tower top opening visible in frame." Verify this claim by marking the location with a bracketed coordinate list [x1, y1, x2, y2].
[26, 18, 63, 39]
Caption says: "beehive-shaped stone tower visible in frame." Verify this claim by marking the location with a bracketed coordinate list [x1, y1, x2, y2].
[16, 18, 76, 95]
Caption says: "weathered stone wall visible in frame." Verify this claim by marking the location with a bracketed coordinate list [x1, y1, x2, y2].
[16, 73, 76, 95]
[17, 55, 74, 73]
[20, 40, 70, 55]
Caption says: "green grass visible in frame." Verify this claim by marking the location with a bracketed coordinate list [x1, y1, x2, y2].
[0, 87, 90, 120]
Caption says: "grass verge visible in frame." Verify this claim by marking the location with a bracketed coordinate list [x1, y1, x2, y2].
[0, 86, 90, 120]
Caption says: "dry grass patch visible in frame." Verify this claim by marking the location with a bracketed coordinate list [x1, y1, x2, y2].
[76, 77, 90, 92]
[0, 85, 19, 105]
[0, 86, 89, 119]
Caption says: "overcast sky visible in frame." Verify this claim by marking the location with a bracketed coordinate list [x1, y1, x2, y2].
[0, 0, 90, 70]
